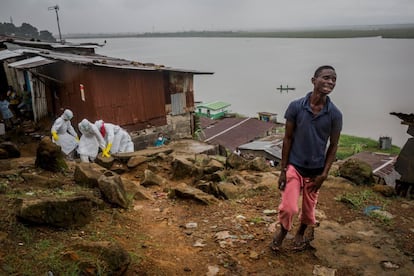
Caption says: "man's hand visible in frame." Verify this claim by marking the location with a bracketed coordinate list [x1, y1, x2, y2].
[278, 170, 287, 191]
[309, 174, 327, 193]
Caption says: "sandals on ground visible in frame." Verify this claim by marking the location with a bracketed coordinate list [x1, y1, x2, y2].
[269, 238, 282, 253]
[292, 238, 309, 252]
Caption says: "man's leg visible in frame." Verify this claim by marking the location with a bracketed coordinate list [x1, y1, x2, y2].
[271, 165, 302, 250]
[294, 178, 319, 249]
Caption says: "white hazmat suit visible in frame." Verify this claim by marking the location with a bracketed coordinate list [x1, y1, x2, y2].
[77, 119, 106, 163]
[95, 120, 134, 156]
[51, 109, 78, 155]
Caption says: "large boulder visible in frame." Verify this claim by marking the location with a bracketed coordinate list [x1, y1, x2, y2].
[169, 182, 220, 205]
[339, 158, 375, 185]
[171, 156, 201, 179]
[217, 182, 240, 199]
[35, 136, 67, 172]
[21, 173, 66, 189]
[69, 241, 131, 276]
[74, 163, 106, 188]
[226, 153, 250, 170]
[0, 141, 21, 159]
[203, 158, 225, 174]
[17, 195, 96, 228]
[127, 155, 149, 168]
[141, 169, 168, 187]
[248, 157, 270, 172]
[98, 171, 130, 209]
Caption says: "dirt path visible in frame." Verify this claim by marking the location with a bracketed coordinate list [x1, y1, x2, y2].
[1, 134, 413, 275]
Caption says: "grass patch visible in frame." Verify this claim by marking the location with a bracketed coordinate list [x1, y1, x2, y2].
[369, 211, 393, 225]
[337, 189, 389, 210]
[248, 217, 264, 224]
[336, 134, 400, 160]
[337, 189, 393, 225]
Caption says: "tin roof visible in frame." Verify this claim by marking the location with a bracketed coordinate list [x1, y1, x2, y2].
[8, 56, 56, 69]
[346, 151, 399, 185]
[4, 42, 213, 74]
[197, 101, 231, 110]
[0, 49, 22, 61]
[201, 117, 277, 151]
[239, 140, 283, 159]
[258, 112, 277, 116]
[9, 39, 97, 50]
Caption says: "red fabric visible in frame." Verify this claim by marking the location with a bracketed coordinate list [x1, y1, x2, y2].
[100, 123, 106, 137]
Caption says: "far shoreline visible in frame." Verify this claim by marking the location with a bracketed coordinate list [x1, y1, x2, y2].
[63, 26, 414, 40]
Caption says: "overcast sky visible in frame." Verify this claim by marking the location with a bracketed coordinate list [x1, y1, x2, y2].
[1, 0, 413, 35]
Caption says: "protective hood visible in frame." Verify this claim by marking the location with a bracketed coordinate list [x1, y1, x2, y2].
[62, 109, 73, 121]
[79, 119, 91, 132]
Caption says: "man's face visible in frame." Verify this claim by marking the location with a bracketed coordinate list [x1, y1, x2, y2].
[312, 69, 337, 95]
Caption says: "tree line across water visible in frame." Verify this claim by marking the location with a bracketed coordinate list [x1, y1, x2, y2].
[64, 24, 414, 39]
[0, 22, 56, 42]
[2, 21, 414, 41]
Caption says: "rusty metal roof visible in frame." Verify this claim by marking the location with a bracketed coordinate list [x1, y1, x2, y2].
[5, 42, 213, 74]
[347, 152, 396, 172]
[201, 117, 277, 151]
[346, 151, 399, 186]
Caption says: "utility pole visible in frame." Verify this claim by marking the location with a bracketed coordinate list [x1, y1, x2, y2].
[48, 5, 63, 44]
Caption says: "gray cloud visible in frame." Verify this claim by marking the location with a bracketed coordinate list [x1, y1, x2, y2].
[0, 0, 413, 34]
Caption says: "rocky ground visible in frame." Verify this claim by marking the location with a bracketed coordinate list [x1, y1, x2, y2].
[0, 125, 413, 276]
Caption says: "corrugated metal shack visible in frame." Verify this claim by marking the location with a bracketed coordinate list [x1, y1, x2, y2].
[0, 38, 213, 146]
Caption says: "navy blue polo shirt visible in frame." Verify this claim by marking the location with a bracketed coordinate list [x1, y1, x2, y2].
[284, 92, 342, 169]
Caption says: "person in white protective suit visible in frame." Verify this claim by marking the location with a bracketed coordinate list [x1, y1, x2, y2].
[115, 128, 134, 153]
[94, 120, 134, 157]
[77, 118, 106, 163]
[51, 109, 79, 158]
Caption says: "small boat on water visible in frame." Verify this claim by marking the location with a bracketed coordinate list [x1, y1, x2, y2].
[276, 85, 295, 93]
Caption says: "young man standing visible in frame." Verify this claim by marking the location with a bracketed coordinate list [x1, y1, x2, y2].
[271, 65, 343, 252]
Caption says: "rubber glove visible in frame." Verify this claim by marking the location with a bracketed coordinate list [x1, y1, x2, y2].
[102, 143, 112, 157]
[51, 130, 59, 141]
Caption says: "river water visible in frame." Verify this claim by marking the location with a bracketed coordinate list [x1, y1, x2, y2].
[68, 37, 414, 147]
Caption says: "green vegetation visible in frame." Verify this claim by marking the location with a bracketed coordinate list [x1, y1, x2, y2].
[337, 189, 380, 209]
[248, 217, 264, 224]
[64, 24, 414, 39]
[337, 189, 392, 225]
[0, 22, 56, 42]
[336, 134, 400, 160]
[193, 114, 205, 141]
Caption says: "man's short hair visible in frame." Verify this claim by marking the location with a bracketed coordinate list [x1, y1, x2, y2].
[314, 65, 335, 78]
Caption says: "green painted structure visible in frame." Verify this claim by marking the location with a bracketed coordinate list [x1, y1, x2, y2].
[195, 101, 231, 119]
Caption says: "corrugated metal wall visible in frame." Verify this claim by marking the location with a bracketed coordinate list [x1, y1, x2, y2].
[42, 63, 167, 129]
[169, 72, 195, 115]
[28, 69, 48, 122]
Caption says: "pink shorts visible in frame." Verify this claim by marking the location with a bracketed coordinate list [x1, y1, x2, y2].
[278, 165, 319, 231]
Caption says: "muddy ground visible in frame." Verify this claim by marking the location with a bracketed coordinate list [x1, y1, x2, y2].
[0, 125, 413, 275]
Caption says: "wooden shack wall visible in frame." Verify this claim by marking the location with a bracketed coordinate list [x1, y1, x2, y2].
[41, 62, 167, 129]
